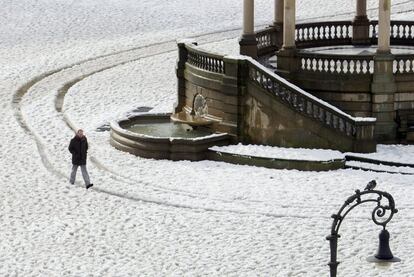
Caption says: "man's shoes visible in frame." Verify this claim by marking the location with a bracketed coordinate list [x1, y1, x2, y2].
[86, 183, 94, 189]
[70, 182, 74, 185]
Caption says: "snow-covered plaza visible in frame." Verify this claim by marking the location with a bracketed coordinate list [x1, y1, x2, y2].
[1, 0, 413, 276]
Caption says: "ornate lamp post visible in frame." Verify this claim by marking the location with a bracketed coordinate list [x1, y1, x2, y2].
[327, 180, 400, 277]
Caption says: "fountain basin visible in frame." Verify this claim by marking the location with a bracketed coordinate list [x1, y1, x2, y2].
[110, 113, 231, 161]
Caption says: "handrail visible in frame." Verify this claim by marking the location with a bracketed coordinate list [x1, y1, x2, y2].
[296, 20, 353, 29]
[247, 59, 375, 138]
[185, 44, 225, 74]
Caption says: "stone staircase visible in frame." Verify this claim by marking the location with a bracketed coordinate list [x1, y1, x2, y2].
[180, 42, 377, 153]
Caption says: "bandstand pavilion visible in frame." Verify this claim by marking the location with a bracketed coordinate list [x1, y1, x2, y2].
[173, 0, 414, 153]
[239, 0, 414, 143]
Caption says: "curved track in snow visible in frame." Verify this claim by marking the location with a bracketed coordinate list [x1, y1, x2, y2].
[12, 0, 414, 220]
[14, 29, 325, 220]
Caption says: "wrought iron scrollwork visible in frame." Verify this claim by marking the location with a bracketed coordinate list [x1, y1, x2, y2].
[327, 180, 398, 277]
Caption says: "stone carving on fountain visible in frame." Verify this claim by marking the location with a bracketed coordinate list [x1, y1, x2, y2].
[171, 88, 217, 127]
[192, 93, 208, 117]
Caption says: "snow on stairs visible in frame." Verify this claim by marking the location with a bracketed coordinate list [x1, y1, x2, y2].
[344, 155, 414, 175]
[247, 58, 377, 153]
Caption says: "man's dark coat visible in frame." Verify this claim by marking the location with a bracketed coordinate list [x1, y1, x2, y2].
[69, 136, 88, 165]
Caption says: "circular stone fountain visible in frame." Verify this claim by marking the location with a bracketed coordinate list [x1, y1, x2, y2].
[110, 113, 230, 161]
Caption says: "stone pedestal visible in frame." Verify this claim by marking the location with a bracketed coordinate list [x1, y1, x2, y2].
[175, 42, 191, 113]
[276, 47, 300, 76]
[239, 34, 258, 58]
[222, 57, 250, 139]
[352, 16, 370, 45]
[240, 0, 257, 58]
[371, 54, 397, 142]
[270, 22, 284, 49]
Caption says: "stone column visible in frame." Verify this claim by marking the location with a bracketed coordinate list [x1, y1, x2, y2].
[221, 57, 250, 139]
[378, 0, 391, 53]
[274, 0, 284, 25]
[239, 0, 258, 58]
[272, 0, 284, 48]
[276, 0, 299, 75]
[356, 0, 367, 18]
[353, 0, 370, 45]
[282, 0, 296, 49]
[371, 0, 396, 142]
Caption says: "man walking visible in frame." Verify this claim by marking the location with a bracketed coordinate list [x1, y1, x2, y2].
[68, 129, 93, 189]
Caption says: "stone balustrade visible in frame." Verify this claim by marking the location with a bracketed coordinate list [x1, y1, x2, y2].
[256, 27, 278, 56]
[187, 47, 225, 74]
[369, 20, 379, 41]
[390, 20, 414, 45]
[297, 52, 374, 75]
[295, 21, 353, 48]
[253, 20, 414, 77]
[394, 54, 414, 74]
[370, 20, 414, 45]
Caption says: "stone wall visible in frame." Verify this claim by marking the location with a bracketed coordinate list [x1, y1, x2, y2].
[292, 72, 372, 117]
[395, 73, 414, 110]
[242, 81, 357, 151]
[181, 61, 240, 137]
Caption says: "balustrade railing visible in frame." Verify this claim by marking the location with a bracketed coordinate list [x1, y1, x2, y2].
[253, 20, 414, 52]
[391, 20, 414, 45]
[369, 20, 378, 41]
[370, 20, 414, 45]
[248, 62, 370, 138]
[187, 20, 414, 77]
[256, 27, 278, 56]
[295, 21, 353, 48]
[186, 45, 225, 74]
[297, 52, 374, 75]
[394, 54, 414, 74]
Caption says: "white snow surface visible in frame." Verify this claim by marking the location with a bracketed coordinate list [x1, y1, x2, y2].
[348, 144, 414, 165]
[1, 0, 414, 276]
[211, 143, 414, 164]
[346, 161, 414, 175]
[210, 143, 345, 161]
